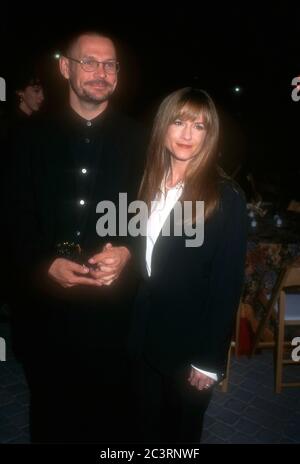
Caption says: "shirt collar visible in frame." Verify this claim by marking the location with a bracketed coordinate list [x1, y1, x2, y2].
[64, 104, 112, 130]
[160, 172, 184, 195]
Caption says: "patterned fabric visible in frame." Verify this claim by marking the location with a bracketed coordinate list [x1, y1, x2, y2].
[238, 213, 300, 354]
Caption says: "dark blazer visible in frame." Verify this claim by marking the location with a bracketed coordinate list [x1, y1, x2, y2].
[9, 107, 145, 279]
[128, 179, 248, 379]
[7, 106, 146, 360]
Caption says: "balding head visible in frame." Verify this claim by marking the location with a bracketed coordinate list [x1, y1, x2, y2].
[59, 33, 118, 114]
[66, 32, 116, 59]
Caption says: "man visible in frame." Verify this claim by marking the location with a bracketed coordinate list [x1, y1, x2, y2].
[9, 31, 145, 443]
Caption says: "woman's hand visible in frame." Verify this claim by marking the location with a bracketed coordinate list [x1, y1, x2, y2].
[188, 367, 215, 391]
[88, 243, 131, 286]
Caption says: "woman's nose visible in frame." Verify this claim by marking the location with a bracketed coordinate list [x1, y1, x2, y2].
[181, 125, 192, 140]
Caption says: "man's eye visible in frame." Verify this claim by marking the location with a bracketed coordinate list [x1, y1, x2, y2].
[105, 62, 115, 69]
[83, 59, 95, 65]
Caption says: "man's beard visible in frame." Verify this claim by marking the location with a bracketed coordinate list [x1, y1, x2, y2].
[70, 78, 114, 104]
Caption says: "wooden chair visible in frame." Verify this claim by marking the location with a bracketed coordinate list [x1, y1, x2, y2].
[274, 265, 300, 393]
[251, 264, 300, 393]
[287, 200, 300, 213]
[250, 269, 286, 356]
[219, 302, 242, 392]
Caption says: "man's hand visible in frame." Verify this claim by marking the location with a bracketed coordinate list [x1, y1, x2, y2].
[48, 258, 102, 288]
[88, 243, 131, 286]
[188, 367, 215, 391]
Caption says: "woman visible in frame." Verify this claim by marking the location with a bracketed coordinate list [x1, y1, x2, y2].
[15, 74, 44, 118]
[129, 87, 247, 443]
[0, 68, 44, 320]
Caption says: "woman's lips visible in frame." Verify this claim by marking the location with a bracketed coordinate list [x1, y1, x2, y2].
[176, 143, 193, 148]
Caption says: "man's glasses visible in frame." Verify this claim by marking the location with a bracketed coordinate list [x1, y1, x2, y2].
[66, 56, 120, 74]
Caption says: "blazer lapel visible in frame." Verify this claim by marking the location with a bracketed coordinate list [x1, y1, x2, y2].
[149, 208, 178, 277]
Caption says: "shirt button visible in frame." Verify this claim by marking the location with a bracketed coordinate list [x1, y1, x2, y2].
[81, 168, 87, 174]
[85, 138, 90, 144]
[79, 199, 85, 206]
[86, 121, 92, 127]
[76, 230, 81, 236]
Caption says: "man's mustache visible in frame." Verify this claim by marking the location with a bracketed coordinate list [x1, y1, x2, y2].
[85, 79, 111, 87]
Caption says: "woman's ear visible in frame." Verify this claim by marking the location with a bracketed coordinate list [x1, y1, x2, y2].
[16, 90, 23, 101]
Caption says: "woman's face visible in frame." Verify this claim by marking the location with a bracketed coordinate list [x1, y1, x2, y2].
[165, 114, 207, 164]
[18, 84, 44, 114]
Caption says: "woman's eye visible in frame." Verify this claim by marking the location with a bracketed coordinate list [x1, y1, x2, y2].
[174, 120, 182, 126]
[195, 123, 205, 130]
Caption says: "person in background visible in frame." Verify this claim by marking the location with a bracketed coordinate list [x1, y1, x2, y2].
[0, 67, 44, 313]
[129, 87, 247, 443]
[2, 65, 45, 147]
[15, 72, 44, 117]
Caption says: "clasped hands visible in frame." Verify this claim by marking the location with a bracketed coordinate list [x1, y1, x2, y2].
[48, 243, 130, 288]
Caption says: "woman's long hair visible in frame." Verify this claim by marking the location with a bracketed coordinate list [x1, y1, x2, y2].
[139, 87, 228, 222]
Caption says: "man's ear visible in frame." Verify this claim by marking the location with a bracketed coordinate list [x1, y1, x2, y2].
[59, 56, 70, 80]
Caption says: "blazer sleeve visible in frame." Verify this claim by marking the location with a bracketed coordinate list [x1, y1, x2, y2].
[191, 185, 248, 379]
[8, 127, 55, 292]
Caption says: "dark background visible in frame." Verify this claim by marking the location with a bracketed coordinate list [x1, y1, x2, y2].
[1, 5, 300, 200]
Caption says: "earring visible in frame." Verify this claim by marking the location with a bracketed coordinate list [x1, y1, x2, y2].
[16, 92, 23, 103]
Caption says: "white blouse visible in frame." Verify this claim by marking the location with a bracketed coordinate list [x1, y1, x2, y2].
[145, 183, 217, 381]
[146, 183, 183, 277]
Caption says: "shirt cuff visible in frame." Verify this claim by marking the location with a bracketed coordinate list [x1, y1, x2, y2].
[191, 364, 218, 381]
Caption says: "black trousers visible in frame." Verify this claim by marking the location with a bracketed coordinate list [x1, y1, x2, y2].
[12, 292, 137, 444]
[22, 351, 135, 444]
[131, 357, 213, 444]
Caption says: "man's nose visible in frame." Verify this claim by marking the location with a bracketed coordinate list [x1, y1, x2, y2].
[94, 62, 107, 78]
